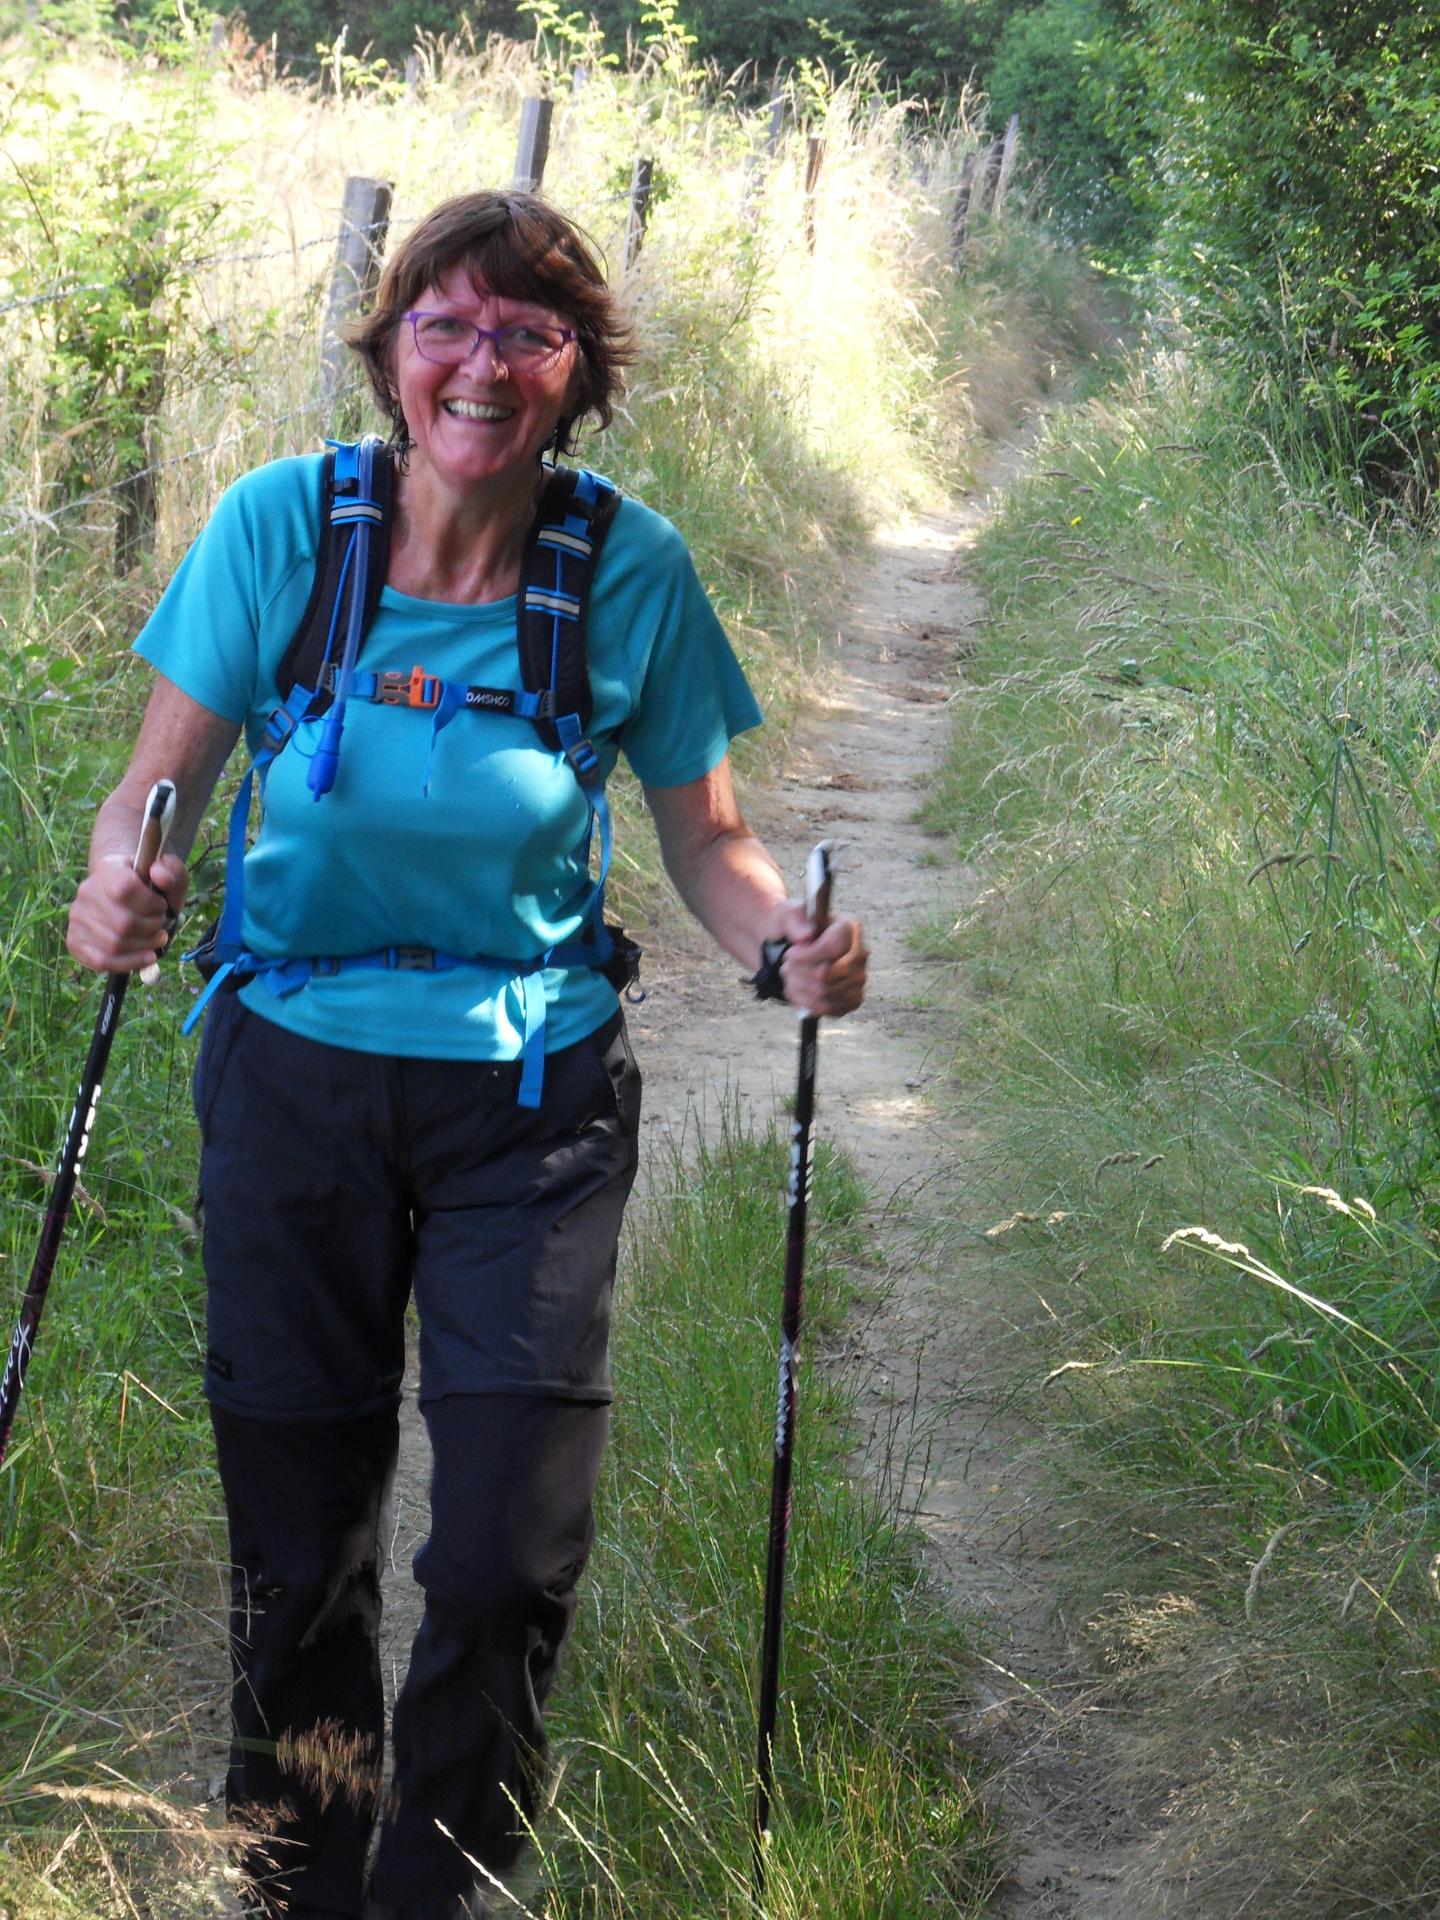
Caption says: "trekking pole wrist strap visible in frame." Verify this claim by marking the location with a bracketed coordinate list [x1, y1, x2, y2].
[749, 938, 790, 1002]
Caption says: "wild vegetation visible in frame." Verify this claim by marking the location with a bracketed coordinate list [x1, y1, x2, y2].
[905, 4, 1440, 1904]
[0, 18, 1089, 1915]
[13, 0, 1432, 1908]
[1130, 2, 1440, 490]
[923, 351, 1440, 1905]
[82, 0, 1072, 111]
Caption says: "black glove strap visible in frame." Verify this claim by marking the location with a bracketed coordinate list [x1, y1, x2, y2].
[749, 937, 790, 1003]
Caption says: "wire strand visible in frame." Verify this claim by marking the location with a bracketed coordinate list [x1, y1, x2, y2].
[0, 396, 335, 536]
[0, 216, 402, 322]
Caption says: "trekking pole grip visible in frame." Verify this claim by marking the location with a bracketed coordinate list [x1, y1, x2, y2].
[804, 841, 833, 945]
[134, 779, 176, 880]
[135, 780, 178, 986]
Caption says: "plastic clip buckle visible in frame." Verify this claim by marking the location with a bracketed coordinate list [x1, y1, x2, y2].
[379, 666, 442, 710]
[565, 736, 601, 781]
[261, 705, 302, 755]
[391, 945, 438, 971]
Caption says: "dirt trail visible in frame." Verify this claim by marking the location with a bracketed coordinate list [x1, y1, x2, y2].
[382, 422, 1173, 1917]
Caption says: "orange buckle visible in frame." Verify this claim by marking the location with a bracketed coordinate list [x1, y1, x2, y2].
[379, 665, 442, 710]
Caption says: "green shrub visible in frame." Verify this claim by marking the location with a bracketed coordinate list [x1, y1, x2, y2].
[986, 0, 1148, 258]
[0, 67, 220, 548]
[1134, 1, 1440, 487]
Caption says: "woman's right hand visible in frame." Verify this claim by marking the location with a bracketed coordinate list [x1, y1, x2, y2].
[67, 849, 190, 976]
[65, 674, 240, 976]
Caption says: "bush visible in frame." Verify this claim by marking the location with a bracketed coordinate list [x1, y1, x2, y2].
[1136, 0, 1440, 487]
[986, 0, 1147, 259]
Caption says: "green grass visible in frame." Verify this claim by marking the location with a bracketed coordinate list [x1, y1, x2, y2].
[923, 345, 1440, 1909]
[0, 27, 1088, 1916]
[0, 685, 224, 1914]
[533, 1124, 993, 1918]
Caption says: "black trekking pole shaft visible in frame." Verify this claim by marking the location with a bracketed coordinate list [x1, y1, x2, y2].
[753, 843, 833, 1899]
[0, 780, 177, 1472]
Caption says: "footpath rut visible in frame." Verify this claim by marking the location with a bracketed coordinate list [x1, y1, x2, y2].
[383, 422, 1172, 1917]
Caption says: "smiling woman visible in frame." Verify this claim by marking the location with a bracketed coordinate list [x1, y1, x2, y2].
[381, 268, 585, 597]
[63, 188, 868, 1920]
[345, 195, 635, 605]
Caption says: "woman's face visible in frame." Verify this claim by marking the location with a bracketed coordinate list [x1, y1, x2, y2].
[391, 264, 581, 503]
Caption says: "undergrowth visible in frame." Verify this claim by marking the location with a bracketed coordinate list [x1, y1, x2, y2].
[924, 344, 1440, 1911]
[0, 20, 1088, 1918]
[538, 1124, 994, 1918]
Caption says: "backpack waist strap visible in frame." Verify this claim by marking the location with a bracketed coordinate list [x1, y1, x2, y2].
[182, 934, 617, 1108]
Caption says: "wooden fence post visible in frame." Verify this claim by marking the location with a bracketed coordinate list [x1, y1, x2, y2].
[993, 113, 1021, 219]
[803, 135, 825, 254]
[624, 157, 655, 269]
[742, 87, 785, 229]
[405, 53, 420, 95]
[978, 132, 1004, 218]
[766, 86, 785, 157]
[950, 149, 978, 263]
[513, 97, 553, 193]
[318, 176, 394, 422]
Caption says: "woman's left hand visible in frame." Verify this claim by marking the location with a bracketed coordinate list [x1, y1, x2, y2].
[765, 902, 868, 1018]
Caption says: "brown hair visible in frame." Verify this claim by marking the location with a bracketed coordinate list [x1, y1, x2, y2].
[346, 191, 634, 456]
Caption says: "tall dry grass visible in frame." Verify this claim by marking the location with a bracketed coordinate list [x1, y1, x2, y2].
[0, 21, 1098, 1916]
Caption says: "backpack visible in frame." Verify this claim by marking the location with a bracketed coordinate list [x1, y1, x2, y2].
[184, 436, 639, 1109]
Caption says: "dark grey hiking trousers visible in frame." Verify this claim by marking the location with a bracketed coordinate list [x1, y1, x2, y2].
[193, 995, 640, 1918]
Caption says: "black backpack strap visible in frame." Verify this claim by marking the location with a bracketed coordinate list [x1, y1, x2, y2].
[517, 465, 621, 754]
[276, 438, 396, 715]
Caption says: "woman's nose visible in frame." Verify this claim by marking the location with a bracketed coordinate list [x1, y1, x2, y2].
[462, 333, 509, 379]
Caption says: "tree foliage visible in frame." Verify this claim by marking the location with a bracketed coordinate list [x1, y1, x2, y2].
[986, 0, 1142, 253]
[0, 70, 220, 515]
[1135, 0, 1440, 481]
[227, 0, 1021, 98]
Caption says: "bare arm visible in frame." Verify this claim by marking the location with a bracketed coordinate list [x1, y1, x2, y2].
[66, 674, 241, 974]
[644, 758, 867, 1018]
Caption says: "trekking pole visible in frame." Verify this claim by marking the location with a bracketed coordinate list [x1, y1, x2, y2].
[0, 779, 177, 1472]
[753, 841, 833, 1900]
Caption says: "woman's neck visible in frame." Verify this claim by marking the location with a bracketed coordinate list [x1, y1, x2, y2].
[387, 462, 544, 603]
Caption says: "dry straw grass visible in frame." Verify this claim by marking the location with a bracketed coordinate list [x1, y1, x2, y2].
[0, 22, 1097, 1918]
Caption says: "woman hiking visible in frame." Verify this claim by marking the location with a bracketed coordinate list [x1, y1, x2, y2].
[65, 190, 867, 1920]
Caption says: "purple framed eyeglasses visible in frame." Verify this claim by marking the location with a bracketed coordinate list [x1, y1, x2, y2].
[403, 310, 577, 369]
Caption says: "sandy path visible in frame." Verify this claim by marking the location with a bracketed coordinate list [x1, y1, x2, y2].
[380, 423, 1171, 1917]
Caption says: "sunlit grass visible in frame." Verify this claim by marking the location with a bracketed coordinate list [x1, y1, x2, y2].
[535, 1123, 994, 1918]
[0, 23, 1097, 1917]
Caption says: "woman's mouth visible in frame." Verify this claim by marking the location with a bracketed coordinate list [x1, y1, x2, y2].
[443, 398, 516, 422]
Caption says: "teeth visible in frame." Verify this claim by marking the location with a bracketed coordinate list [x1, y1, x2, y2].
[444, 399, 514, 421]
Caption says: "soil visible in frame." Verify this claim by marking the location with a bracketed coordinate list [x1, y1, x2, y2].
[368, 413, 1182, 1918]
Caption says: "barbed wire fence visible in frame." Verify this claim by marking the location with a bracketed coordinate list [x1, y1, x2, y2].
[0, 92, 1016, 569]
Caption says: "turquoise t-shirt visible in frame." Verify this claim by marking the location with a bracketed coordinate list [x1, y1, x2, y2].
[135, 453, 763, 1059]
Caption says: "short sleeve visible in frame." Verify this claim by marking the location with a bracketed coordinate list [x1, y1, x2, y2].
[133, 457, 322, 726]
[612, 515, 764, 788]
